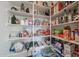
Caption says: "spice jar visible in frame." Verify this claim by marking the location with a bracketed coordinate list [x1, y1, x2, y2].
[64, 9, 68, 22]
[42, 20, 49, 26]
[68, 10, 73, 22]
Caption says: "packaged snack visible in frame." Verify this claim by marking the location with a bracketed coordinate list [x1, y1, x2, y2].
[63, 26, 71, 40]
[9, 41, 25, 53]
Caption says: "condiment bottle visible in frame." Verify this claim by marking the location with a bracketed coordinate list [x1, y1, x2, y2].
[68, 10, 73, 22]
[64, 9, 68, 22]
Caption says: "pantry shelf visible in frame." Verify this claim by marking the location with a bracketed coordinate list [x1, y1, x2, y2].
[10, 1, 33, 6]
[34, 35, 50, 38]
[9, 37, 33, 40]
[8, 24, 50, 28]
[7, 1, 79, 57]
[34, 25, 50, 27]
[34, 4, 50, 10]
[51, 2, 77, 18]
[34, 45, 49, 50]
[34, 14, 50, 18]
[8, 10, 33, 17]
[9, 35, 50, 41]
[8, 24, 33, 27]
[7, 50, 27, 57]
[52, 20, 79, 27]
[51, 35, 79, 45]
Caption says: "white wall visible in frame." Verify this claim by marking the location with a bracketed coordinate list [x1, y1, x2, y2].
[0, 1, 11, 57]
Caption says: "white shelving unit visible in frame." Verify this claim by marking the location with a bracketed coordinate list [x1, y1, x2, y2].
[34, 3, 50, 10]
[51, 2, 78, 18]
[8, 1, 33, 57]
[8, 10, 33, 17]
[33, 1, 51, 56]
[8, 1, 51, 57]
[7, 1, 79, 57]
[50, 1, 79, 57]
[51, 35, 79, 45]
[33, 35, 50, 38]
[52, 20, 79, 27]
[51, 2, 79, 46]
[8, 24, 33, 27]
[9, 37, 33, 40]
[34, 14, 50, 19]
[10, 1, 33, 6]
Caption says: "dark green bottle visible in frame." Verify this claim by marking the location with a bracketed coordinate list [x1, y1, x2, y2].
[11, 15, 16, 24]
[64, 9, 68, 22]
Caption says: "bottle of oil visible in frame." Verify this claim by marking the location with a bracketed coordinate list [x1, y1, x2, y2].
[64, 9, 68, 22]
